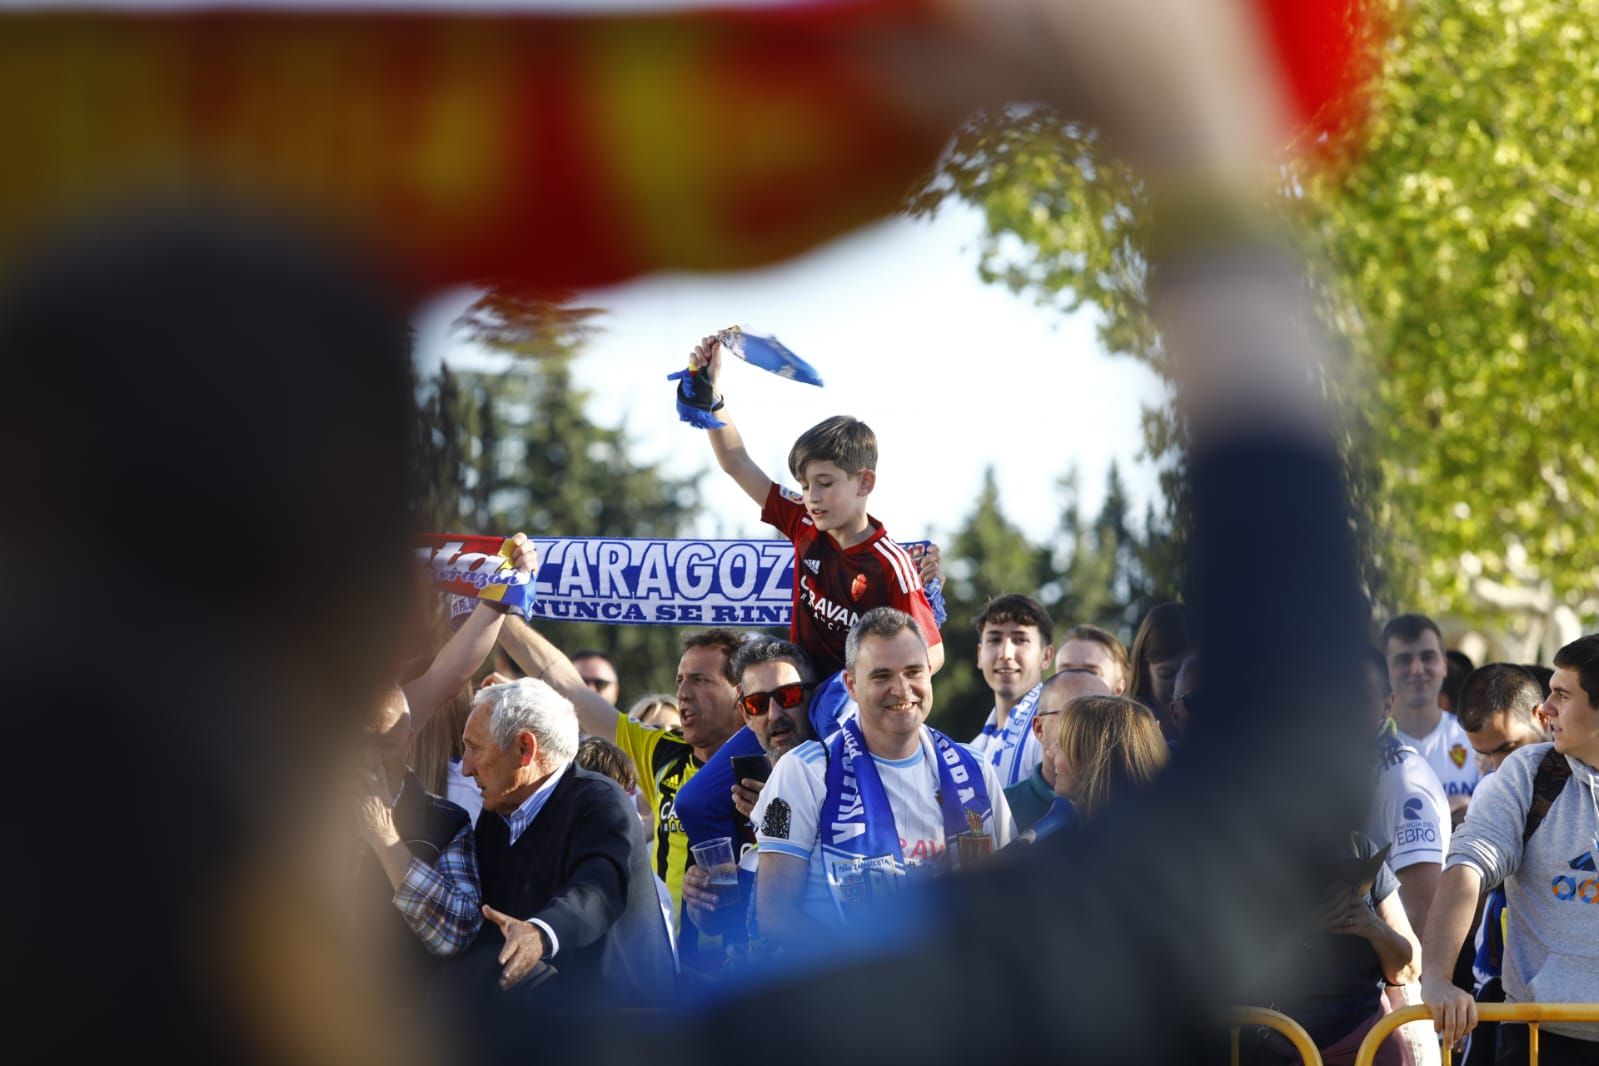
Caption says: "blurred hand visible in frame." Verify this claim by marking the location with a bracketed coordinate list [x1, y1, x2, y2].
[1320, 886, 1379, 939]
[917, 543, 943, 586]
[947, 0, 1288, 186]
[355, 768, 399, 848]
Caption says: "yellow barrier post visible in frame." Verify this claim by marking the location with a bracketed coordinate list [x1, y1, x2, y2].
[1353, 1003, 1599, 1066]
[1227, 1007, 1325, 1066]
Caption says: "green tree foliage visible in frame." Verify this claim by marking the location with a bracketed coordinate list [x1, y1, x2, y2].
[413, 289, 706, 703]
[911, 0, 1599, 635]
[1294, 0, 1599, 630]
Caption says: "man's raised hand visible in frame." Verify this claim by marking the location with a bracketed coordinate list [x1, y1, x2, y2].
[507, 532, 537, 577]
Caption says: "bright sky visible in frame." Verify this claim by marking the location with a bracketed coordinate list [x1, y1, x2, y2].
[413, 202, 1169, 547]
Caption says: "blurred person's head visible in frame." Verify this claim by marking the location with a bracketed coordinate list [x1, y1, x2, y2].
[409, 682, 474, 797]
[676, 629, 744, 760]
[1051, 695, 1169, 816]
[1456, 664, 1547, 772]
[463, 679, 580, 815]
[1033, 669, 1112, 786]
[575, 734, 637, 790]
[1440, 649, 1475, 713]
[845, 608, 932, 756]
[575, 735, 651, 837]
[1128, 602, 1193, 723]
[1361, 646, 1393, 727]
[627, 693, 682, 731]
[1545, 636, 1599, 766]
[1169, 654, 1201, 740]
[1381, 614, 1446, 718]
[366, 686, 414, 795]
[1, 207, 420, 1057]
[572, 650, 620, 706]
[1053, 623, 1130, 694]
[731, 637, 816, 761]
[491, 647, 528, 681]
[974, 594, 1055, 707]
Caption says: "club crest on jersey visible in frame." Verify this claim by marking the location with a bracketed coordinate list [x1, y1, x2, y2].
[1450, 743, 1468, 768]
[850, 573, 868, 601]
[804, 558, 821, 574]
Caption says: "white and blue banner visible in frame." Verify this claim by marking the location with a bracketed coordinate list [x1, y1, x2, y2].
[519, 536, 941, 628]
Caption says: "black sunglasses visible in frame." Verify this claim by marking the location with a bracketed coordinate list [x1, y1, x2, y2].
[739, 681, 815, 717]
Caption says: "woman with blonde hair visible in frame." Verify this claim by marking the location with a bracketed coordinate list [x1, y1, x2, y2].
[627, 692, 682, 731]
[1050, 695, 1170, 819]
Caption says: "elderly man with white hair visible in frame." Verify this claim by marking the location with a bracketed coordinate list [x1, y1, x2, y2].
[413, 678, 675, 1012]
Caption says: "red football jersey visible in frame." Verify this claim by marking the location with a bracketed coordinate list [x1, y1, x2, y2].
[761, 482, 942, 678]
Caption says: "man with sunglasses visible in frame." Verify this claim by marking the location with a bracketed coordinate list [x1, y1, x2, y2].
[571, 650, 621, 707]
[682, 638, 818, 944]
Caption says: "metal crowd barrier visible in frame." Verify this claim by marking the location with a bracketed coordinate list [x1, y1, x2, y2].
[1227, 1007, 1325, 1066]
[1354, 1003, 1599, 1066]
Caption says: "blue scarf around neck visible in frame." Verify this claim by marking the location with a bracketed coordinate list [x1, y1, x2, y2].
[818, 717, 991, 921]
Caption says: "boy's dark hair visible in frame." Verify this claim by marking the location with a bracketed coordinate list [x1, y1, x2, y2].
[1456, 664, 1544, 733]
[1380, 613, 1442, 648]
[1061, 623, 1130, 677]
[972, 594, 1054, 647]
[575, 736, 638, 791]
[788, 415, 877, 480]
[1552, 635, 1599, 709]
[1364, 646, 1391, 694]
[730, 636, 816, 686]
[681, 628, 745, 684]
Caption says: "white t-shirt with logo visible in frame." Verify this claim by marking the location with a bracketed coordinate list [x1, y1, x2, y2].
[1397, 713, 1483, 806]
[752, 735, 1014, 928]
[1369, 737, 1451, 872]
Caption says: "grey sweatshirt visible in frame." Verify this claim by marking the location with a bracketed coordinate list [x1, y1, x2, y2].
[1447, 742, 1599, 1041]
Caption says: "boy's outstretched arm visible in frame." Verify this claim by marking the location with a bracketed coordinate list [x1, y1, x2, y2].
[687, 334, 774, 507]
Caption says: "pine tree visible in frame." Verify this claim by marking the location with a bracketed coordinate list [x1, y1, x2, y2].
[411, 290, 707, 702]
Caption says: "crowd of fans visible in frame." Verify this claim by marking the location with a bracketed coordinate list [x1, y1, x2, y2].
[13, 10, 1594, 1057]
[367, 366, 1599, 1065]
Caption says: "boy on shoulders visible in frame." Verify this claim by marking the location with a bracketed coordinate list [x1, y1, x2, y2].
[683, 334, 943, 679]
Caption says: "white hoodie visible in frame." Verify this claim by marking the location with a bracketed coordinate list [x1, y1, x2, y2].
[1447, 742, 1599, 1041]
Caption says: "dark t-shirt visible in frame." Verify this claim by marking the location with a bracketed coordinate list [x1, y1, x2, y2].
[761, 481, 941, 677]
[1273, 835, 1401, 1048]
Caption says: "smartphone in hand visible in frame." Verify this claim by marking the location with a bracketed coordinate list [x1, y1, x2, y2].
[730, 754, 772, 784]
